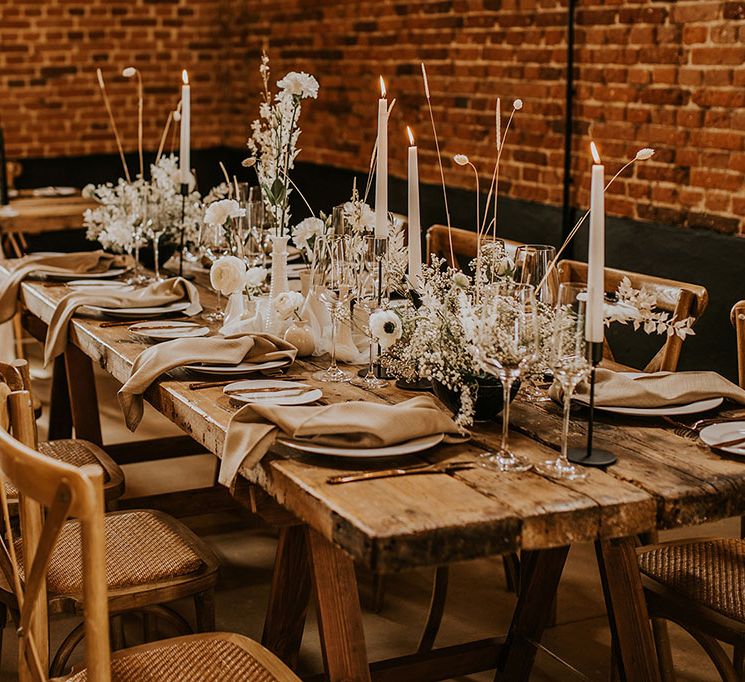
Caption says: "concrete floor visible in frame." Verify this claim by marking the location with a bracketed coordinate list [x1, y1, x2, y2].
[0, 346, 729, 680]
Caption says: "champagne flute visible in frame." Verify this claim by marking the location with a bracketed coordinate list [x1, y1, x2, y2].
[534, 283, 590, 480]
[312, 236, 354, 383]
[476, 282, 539, 472]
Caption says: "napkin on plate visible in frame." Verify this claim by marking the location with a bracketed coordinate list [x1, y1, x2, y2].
[44, 277, 202, 365]
[0, 251, 128, 324]
[551, 369, 745, 408]
[118, 332, 297, 430]
[218, 394, 467, 486]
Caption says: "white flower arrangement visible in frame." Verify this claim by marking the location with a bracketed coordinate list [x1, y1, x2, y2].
[246, 51, 319, 236]
[292, 216, 325, 259]
[210, 255, 247, 296]
[204, 198, 244, 227]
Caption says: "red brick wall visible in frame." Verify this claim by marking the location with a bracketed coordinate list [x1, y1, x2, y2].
[3, 0, 745, 235]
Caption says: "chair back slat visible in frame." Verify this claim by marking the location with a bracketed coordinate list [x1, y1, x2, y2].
[426, 224, 524, 267]
[731, 301, 745, 389]
[557, 259, 708, 373]
[0, 361, 111, 682]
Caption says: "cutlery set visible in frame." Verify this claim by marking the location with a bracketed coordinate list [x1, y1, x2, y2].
[327, 459, 478, 485]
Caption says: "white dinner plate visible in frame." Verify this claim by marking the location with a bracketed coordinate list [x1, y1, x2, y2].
[84, 301, 191, 319]
[699, 422, 745, 456]
[31, 186, 77, 197]
[40, 268, 127, 281]
[591, 372, 724, 417]
[277, 433, 445, 459]
[224, 380, 322, 406]
[67, 280, 134, 292]
[128, 320, 210, 341]
[184, 359, 290, 376]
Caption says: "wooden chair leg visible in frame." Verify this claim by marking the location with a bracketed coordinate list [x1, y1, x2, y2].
[417, 565, 449, 653]
[651, 618, 676, 682]
[48, 354, 73, 440]
[503, 553, 520, 593]
[194, 589, 216, 632]
[0, 602, 6, 670]
[12, 314, 24, 360]
[110, 614, 125, 651]
[734, 640, 745, 681]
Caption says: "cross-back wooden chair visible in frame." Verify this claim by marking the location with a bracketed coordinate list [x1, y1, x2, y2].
[0, 361, 223, 678]
[425, 224, 524, 268]
[558, 259, 708, 373]
[0, 360, 124, 508]
[0, 375, 300, 681]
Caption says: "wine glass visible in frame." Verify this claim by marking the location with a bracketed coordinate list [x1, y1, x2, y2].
[534, 283, 590, 480]
[145, 211, 168, 282]
[514, 245, 559, 402]
[352, 235, 387, 389]
[312, 236, 354, 383]
[199, 221, 232, 322]
[476, 282, 539, 472]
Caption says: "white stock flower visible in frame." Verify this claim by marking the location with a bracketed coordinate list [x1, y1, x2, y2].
[204, 198, 244, 227]
[245, 266, 268, 288]
[453, 154, 469, 166]
[277, 71, 319, 99]
[369, 310, 403, 349]
[635, 148, 655, 161]
[293, 216, 324, 251]
[210, 255, 247, 296]
[274, 291, 305, 320]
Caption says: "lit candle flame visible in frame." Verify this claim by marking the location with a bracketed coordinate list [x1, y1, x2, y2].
[590, 141, 601, 165]
[407, 126, 415, 146]
[182, 69, 189, 85]
[379, 76, 386, 98]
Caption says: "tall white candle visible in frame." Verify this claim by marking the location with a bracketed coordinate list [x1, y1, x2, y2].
[406, 126, 422, 286]
[375, 76, 388, 239]
[179, 69, 190, 185]
[586, 141, 605, 343]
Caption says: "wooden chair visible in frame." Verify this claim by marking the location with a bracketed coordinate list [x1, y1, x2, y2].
[425, 224, 524, 268]
[557, 260, 708, 373]
[0, 362, 222, 678]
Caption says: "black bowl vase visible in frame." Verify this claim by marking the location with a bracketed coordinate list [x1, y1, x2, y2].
[433, 375, 520, 423]
[139, 241, 178, 271]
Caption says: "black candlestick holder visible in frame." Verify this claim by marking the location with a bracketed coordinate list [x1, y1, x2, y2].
[567, 340, 617, 468]
[178, 182, 188, 277]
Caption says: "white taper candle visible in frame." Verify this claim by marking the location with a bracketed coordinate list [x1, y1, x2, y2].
[375, 76, 388, 239]
[586, 141, 605, 343]
[179, 69, 190, 185]
[407, 126, 422, 286]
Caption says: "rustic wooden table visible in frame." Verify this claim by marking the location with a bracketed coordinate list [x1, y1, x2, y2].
[11, 269, 744, 682]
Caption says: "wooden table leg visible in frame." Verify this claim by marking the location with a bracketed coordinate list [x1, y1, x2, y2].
[496, 545, 569, 681]
[596, 537, 661, 682]
[48, 354, 73, 440]
[307, 527, 371, 682]
[64, 343, 102, 445]
[262, 525, 311, 670]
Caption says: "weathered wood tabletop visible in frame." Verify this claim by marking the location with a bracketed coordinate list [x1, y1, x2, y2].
[11, 268, 745, 682]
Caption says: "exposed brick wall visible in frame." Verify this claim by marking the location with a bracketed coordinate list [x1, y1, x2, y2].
[3, 0, 745, 236]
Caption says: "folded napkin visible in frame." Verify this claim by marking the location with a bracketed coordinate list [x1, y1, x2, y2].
[0, 251, 127, 324]
[218, 394, 466, 486]
[118, 332, 297, 430]
[551, 369, 745, 408]
[301, 292, 368, 364]
[44, 277, 201, 365]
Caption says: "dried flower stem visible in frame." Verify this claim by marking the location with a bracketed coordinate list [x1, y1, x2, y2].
[279, 166, 315, 218]
[96, 68, 130, 183]
[134, 69, 144, 178]
[170, 100, 182, 154]
[481, 105, 517, 240]
[422, 62, 454, 265]
[155, 110, 172, 164]
[537, 156, 643, 291]
[219, 162, 232, 197]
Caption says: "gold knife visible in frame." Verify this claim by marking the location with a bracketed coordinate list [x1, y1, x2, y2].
[327, 461, 477, 485]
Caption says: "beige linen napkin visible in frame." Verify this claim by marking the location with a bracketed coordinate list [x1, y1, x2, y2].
[218, 394, 467, 486]
[44, 277, 202, 365]
[0, 251, 127, 324]
[551, 369, 745, 408]
[118, 333, 297, 431]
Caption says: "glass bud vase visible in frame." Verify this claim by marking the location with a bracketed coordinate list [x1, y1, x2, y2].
[265, 234, 290, 333]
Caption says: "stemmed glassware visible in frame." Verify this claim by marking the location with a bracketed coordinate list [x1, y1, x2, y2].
[146, 212, 168, 282]
[476, 282, 539, 472]
[199, 221, 232, 322]
[312, 235, 354, 383]
[351, 235, 387, 389]
[534, 283, 590, 480]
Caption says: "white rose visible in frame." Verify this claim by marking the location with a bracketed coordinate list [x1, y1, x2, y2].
[369, 310, 403, 349]
[245, 266, 268, 288]
[204, 198, 244, 227]
[210, 255, 247, 296]
[277, 71, 319, 99]
[293, 217, 324, 251]
[274, 291, 305, 320]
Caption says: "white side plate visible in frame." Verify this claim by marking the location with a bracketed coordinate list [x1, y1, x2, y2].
[278, 433, 445, 459]
[224, 380, 322, 406]
[184, 359, 290, 376]
[700, 421, 745, 455]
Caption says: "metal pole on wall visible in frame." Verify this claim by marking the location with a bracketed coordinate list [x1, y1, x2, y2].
[561, 0, 577, 255]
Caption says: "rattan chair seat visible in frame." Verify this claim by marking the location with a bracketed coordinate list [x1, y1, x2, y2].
[16, 510, 207, 596]
[4, 440, 110, 499]
[64, 632, 301, 681]
[638, 538, 745, 622]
